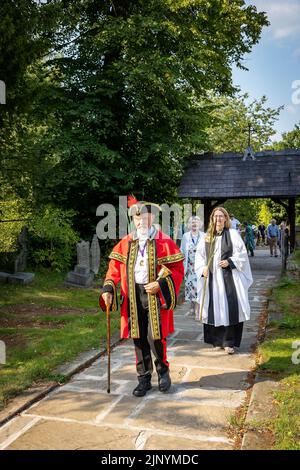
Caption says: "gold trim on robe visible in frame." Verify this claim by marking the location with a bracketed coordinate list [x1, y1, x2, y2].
[127, 240, 140, 338]
[109, 252, 127, 264]
[147, 239, 161, 340]
[165, 276, 176, 310]
[157, 252, 185, 265]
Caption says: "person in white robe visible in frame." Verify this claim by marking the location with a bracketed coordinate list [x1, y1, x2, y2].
[195, 207, 253, 354]
[180, 216, 205, 319]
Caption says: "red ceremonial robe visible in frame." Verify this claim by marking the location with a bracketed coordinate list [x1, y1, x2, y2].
[99, 229, 184, 340]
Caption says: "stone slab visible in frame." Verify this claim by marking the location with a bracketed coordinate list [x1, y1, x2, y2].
[0, 272, 10, 283]
[244, 377, 280, 423]
[170, 340, 214, 351]
[89, 363, 188, 385]
[24, 390, 119, 422]
[242, 430, 274, 450]
[64, 379, 125, 395]
[100, 395, 151, 425]
[171, 351, 255, 370]
[169, 385, 245, 407]
[6, 419, 139, 450]
[144, 434, 232, 450]
[54, 348, 102, 376]
[0, 381, 57, 427]
[128, 398, 231, 437]
[0, 415, 35, 447]
[65, 271, 94, 287]
[92, 363, 138, 382]
[7, 272, 35, 285]
[173, 323, 202, 331]
[185, 367, 249, 390]
[75, 265, 90, 275]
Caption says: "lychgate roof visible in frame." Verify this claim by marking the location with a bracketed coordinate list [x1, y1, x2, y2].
[179, 149, 300, 199]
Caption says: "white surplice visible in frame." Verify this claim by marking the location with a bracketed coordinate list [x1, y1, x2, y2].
[195, 229, 253, 327]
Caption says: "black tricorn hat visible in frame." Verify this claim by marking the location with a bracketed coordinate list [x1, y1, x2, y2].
[127, 195, 161, 217]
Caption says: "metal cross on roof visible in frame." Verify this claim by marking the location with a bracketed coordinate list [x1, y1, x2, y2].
[242, 122, 256, 161]
[243, 122, 256, 147]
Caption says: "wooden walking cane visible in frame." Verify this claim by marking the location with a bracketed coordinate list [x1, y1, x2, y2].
[106, 303, 111, 394]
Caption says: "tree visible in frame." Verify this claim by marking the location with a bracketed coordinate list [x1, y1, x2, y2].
[272, 123, 300, 150]
[269, 122, 300, 225]
[224, 199, 263, 226]
[0, 1, 268, 237]
[206, 93, 282, 153]
[0, 0, 62, 200]
[33, 0, 268, 235]
[203, 93, 282, 228]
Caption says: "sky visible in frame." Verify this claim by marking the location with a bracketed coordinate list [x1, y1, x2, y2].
[232, 0, 300, 141]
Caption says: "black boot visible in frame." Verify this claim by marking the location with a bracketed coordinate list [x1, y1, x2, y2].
[158, 369, 171, 392]
[132, 375, 152, 397]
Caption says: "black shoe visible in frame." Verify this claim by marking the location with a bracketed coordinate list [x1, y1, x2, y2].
[158, 370, 171, 392]
[132, 376, 152, 397]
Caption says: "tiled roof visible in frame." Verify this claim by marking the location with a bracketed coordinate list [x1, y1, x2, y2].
[179, 149, 300, 198]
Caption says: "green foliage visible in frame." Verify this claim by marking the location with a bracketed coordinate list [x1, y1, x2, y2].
[256, 257, 300, 449]
[0, 191, 30, 251]
[224, 198, 267, 225]
[272, 122, 300, 150]
[270, 123, 300, 225]
[1, 0, 268, 238]
[28, 206, 79, 271]
[258, 255, 300, 372]
[223, 198, 291, 228]
[206, 93, 282, 153]
[273, 375, 300, 450]
[257, 202, 273, 226]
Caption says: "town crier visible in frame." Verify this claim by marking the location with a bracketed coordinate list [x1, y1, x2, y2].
[100, 195, 184, 397]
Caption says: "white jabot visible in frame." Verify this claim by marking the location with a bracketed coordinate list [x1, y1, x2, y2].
[134, 227, 155, 284]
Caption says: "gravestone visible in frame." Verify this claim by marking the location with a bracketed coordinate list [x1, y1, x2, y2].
[0, 226, 35, 285]
[14, 227, 28, 272]
[77, 240, 90, 269]
[90, 234, 100, 274]
[8, 272, 35, 285]
[65, 240, 94, 287]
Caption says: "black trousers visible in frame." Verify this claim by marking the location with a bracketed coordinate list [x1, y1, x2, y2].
[133, 284, 169, 378]
[204, 322, 244, 348]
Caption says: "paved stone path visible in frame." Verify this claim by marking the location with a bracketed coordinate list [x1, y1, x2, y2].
[0, 250, 281, 450]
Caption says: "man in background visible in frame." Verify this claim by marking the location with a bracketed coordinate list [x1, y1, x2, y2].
[267, 219, 280, 257]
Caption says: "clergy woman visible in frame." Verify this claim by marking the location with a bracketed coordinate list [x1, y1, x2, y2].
[195, 207, 253, 354]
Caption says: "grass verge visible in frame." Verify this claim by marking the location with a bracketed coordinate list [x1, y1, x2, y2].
[255, 254, 300, 450]
[0, 269, 119, 410]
